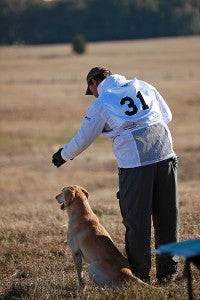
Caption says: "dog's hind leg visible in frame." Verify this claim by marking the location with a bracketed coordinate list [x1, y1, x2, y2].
[88, 262, 113, 288]
[72, 251, 85, 290]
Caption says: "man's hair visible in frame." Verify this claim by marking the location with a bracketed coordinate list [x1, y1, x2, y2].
[88, 72, 108, 84]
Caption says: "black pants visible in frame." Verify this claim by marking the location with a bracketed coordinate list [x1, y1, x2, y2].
[118, 157, 179, 281]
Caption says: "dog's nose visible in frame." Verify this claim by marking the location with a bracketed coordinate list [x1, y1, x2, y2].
[55, 195, 63, 204]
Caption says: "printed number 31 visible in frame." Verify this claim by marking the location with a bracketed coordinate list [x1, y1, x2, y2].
[120, 91, 149, 116]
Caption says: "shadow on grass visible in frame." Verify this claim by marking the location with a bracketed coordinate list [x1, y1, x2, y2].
[1, 283, 29, 300]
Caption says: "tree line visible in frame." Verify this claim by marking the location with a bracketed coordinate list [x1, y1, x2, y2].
[0, 0, 199, 45]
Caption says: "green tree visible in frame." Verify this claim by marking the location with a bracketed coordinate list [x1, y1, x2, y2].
[72, 34, 86, 54]
[0, 0, 199, 45]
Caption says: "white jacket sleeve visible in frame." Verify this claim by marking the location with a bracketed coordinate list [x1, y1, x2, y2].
[61, 105, 105, 161]
[153, 88, 172, 124]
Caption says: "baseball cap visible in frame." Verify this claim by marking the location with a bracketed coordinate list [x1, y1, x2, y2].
[85, 66, 112, 95]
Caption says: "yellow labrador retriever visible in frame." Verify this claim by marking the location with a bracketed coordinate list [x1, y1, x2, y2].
[55, 185, 146, 289]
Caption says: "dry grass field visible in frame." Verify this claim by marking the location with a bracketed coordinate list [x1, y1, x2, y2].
[0, 36, 200, 299]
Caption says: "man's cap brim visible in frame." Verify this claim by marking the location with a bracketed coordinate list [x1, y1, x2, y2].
[85, 85, 93, 95]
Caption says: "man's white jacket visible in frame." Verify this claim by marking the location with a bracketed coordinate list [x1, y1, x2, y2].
[61, 74, 175, 168]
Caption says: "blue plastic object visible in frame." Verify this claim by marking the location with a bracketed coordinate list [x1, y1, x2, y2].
[155, 239, 200, 258]
[154, 239, 200, 300]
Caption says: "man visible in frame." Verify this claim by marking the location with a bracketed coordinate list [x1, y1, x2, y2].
[52, 67, 179, 283]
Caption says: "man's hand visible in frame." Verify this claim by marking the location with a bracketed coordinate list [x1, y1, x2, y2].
[52, 148, 66, 168]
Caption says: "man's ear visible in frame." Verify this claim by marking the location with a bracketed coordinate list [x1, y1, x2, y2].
[93, 78, 101, 89]
[81, 187, 89, 199]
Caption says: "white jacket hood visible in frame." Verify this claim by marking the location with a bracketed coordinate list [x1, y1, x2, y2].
[97, 74, 128, 95]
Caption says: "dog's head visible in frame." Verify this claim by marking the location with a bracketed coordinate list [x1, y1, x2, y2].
[55, 185, 89, 210]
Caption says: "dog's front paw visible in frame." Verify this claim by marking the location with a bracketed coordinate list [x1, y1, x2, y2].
[78, 278, 86, 290]
[74, 278, 86, 295]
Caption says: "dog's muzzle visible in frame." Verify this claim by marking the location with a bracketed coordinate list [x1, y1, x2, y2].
[55, 193, 64, 204]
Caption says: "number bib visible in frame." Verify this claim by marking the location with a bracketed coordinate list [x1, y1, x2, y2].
[98, 78, 161, 132]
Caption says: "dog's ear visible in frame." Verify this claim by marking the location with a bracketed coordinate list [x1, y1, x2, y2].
[81, 187, 89, 199]
[64, 188, 76, 206]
